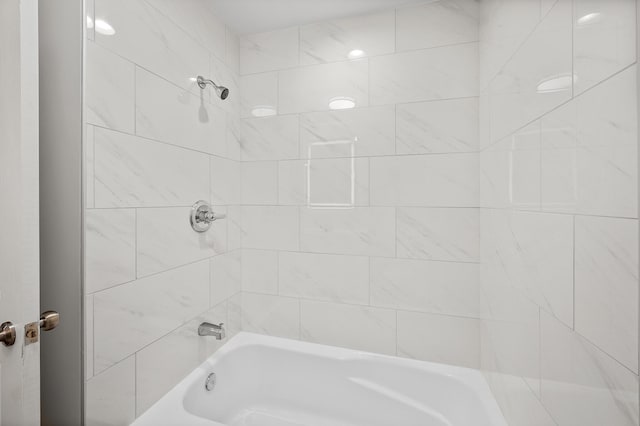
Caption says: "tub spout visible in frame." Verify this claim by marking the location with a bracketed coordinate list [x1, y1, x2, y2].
[198, 322, 226, 340]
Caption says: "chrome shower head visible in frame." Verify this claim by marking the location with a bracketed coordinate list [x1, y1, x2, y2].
[218, 86, 230, 100]
[196, 75, 230, 100]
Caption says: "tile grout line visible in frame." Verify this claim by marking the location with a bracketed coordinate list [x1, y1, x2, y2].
[368, 256, 372, 306]
[241, 94, 481, 121]
[484, 62, 637, 152]
[95, 201, 519, 216]
[239, 40, 480, 78]
[240, 290, 483, 321]
[134, 208, 138, 280]
[572, 214, 576, 331]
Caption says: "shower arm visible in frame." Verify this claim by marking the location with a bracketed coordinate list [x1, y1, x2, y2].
[197, 76, 220, 90]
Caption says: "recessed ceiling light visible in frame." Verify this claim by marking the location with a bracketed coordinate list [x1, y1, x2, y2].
[537, 73, 576, 94]
[348, 49, 365, 59]
[576, 12, 602, 26]
[95, 19, 116, 36]
[251, 105, 277, 117]
[329, 97, 356, 110]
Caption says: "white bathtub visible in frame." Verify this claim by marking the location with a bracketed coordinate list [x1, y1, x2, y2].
[132, 332, 507, 426]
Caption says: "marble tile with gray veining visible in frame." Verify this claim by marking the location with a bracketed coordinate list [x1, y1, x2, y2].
[481, 371, 557, 426]
[397, 207, 479, 263]
[396, 0, 478, 51]
[300, 300, 396, 355]
[397, 311, 480, 368]
[211, 250, 241, 307]
[226, 205, 243, 252]
[93, 260, 210, 374]
[241, 206, 299, 251]
[396, 97, 478, 154]
[574, 215, 638, 373]
[136, 207, 225, 278]
[240, 27, 299, 75]
[370, 43, 478, 105]
[95, 0, 209, 92]
[541, 144, 637, 218]
[241, 249, 278, 295]
[573, 0, 635, 95]
[480, 121, 541, 210]
[240, 293, 300, 339]
[478, 243, 542, 324]
[480, 316, 540, 385]
[541, 311, 639, 425]
[371, 257, 479, 318]
[300, 10, 394, 65]
[241, 161, 278, 205]
[146, 0, 226, 62]
[572, 65, 637, 150]
[85, 295, 95, 380]
[226, 115, 244, 161]
[211, 156, 241, 206]
[279, 59, 369, 114]
[241, 115, 299, 161]
[86, 40, 135, 133]
[370, 154, 479, 207]
[240, 72, 278, 118]
[540, 66, 637, 218]
[478, 0, 541, 89]
[94, 127, 209, 207]
[481, 209, 574, 328]
[279, 252, 369, 305]
[85, 209, 136, 294]
[135, 67, 226, 155]
[306, 156, 367, 208]
[85, 125, 95, 208]
[85, 357, 136, 426]
[86, 0, 95, 41]
[226, 27, 240, 74]
[277, 160, 307, 205]
[487, 0, 572, 143]
[278, 158, 369, 207]
[300, 106, 395, 159]
[300, 207, 395, 257]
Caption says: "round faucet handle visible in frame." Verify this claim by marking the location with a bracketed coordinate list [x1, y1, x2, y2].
[190, 201, 226, 232]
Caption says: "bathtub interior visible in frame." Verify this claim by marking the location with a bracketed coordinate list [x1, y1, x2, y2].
[178, 333, 505, 426]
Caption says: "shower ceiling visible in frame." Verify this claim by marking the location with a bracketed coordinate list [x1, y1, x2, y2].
[207, 0, 425, 34]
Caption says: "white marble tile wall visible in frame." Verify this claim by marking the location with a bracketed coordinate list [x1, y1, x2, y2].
[84, 0, 242, 423]
[479, 0, 639, 424]
[236, 0, 482, 371]
[84, 2, 640, 425]
[300, 11, 395, 65]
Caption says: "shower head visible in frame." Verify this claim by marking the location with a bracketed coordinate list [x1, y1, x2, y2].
[196, 75, 230, 100]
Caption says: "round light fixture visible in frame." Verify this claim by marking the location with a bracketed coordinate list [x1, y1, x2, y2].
[536, 73, 576, 94]
[328, 97, 356, 110]
[251, 105, 277, 117]
[95, 19, 116, 36]
[576, 12, 602, 26]
[348, 49, 365, 59]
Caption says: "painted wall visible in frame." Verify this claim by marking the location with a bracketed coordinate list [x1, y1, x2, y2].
[82, 0, 242, 423]
[479, 0, 639, 424]
[234, 0, 482, 368]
